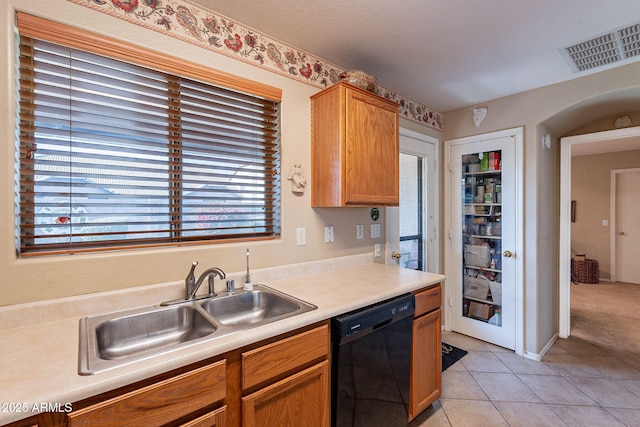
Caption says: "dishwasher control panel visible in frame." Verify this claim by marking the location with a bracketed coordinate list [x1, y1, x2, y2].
[331, 293, 415, 344]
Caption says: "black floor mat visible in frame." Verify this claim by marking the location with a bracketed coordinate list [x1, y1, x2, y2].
[442, 342, 467, 371]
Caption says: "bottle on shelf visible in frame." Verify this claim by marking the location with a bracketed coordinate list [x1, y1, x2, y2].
[480, 152, 489, 171]
[488, 309, 502, 326]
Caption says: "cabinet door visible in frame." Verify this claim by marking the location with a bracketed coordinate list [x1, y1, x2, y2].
[409, 308, 442, 420]
[242, 361, 330, 427]
[344, 87, 399, 205]
[446, 129, 522, 350]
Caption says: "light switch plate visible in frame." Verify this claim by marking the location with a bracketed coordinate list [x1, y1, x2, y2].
[324, 225, 334, 243]
[374, 243, 381, 258]
[356, 224, 364, 240]
[371, 224, 381, 238]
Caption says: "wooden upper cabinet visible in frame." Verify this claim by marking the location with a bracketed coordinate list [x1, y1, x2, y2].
[311, 82, 399, 207]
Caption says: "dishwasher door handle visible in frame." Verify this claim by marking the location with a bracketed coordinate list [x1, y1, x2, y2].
[373, 318, 393, 330]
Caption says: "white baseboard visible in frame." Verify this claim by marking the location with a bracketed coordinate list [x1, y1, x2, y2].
[523, 332, 558, 361]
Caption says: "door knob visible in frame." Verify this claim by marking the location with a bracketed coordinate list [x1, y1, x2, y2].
[503, 250, 514, 258]
[391, 251, 401, 260]
[619, 231, 625, 236]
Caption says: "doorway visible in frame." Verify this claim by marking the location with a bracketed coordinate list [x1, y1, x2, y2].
[444, 127, 523, 351]
[611, 168, 640, 284]
[559, 126, 640, 338]
[386, 128, 439, 273]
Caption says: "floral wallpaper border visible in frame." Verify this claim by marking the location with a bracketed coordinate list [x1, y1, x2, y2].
[66, 0, 443, 131]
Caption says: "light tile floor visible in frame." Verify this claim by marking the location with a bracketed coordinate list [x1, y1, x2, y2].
[410, 331, 640, 426]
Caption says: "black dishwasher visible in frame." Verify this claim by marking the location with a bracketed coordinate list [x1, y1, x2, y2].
[331, 293, 415, 427]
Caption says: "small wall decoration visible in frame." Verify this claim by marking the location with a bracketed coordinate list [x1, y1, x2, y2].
[614, 115, 633, 129]
[370, 207, 380, 221]
[473, 107, 488, 127]
[287, 162, 307, 194]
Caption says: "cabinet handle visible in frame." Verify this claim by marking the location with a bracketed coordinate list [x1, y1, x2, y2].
[619, 231, 625, 236]
[391, 251, 401, 260]
[503, 250, 514, 258]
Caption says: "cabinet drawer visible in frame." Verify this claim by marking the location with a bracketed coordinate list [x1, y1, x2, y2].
[414, 285, 441, 317]
[242, 325, 329, 390]
[68, 360, 226, 427]
[179, 405, 227, 427]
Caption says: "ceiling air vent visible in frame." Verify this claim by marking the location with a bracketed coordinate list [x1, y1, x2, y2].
[561, 22, 640, 73]
[619, 23, 640, 58]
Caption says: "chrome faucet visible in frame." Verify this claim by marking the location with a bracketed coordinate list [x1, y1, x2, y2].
[160, 261, 226, 306]
[185, 261, 226, 300]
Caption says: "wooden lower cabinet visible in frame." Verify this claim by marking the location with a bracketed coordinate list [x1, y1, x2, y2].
[4, 323, 330, 427]
[68, 360, 227, 427]
[409, 285, 443, 421]
[240, 324, 330, 427]
[241, 326, 329, 391]
[4, 361, 228, 427]
[242, 361, 329, 427]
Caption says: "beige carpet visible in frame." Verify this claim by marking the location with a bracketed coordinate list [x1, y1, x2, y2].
[570, 281, 640, 355]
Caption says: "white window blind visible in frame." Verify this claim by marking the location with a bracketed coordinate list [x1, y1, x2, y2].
[17, 25, 280, 256]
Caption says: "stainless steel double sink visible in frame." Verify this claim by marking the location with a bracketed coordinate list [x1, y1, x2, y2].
[78, 285, 316, 375]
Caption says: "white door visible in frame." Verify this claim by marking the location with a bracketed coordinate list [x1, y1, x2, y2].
[386, 129, 439, 273]
[445, 128, 523, 351]
[615, 169, 640, 284]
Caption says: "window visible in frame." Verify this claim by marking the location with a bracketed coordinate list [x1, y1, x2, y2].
[16, 14, 281, 256]
[399, 153, 424, 270]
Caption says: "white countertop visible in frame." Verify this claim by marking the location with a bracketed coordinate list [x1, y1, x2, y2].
[0, 256, 444, 425]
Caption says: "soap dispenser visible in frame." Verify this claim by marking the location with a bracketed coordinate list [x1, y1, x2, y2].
[244, 248, 253, 291]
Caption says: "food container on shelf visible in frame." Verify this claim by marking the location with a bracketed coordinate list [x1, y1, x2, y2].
[464, 244, 491, 267]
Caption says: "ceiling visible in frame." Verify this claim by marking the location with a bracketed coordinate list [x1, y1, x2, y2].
[192, 0, 640, 113]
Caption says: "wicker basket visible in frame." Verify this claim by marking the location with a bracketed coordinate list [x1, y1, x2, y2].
[571, 256, 599, 284]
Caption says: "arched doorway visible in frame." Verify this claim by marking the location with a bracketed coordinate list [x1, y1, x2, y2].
[539, 87, 640, 339]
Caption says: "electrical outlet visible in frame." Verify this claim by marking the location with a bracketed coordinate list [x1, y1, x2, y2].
[324, 225, 334, 243]
[356, 224, 364, 240]
[374, 243, 381, 258]
[296, 227, 306, 246]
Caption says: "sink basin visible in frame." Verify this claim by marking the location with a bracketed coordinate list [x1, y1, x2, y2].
[79, 305, 218, 374]
[79, 285, 316, 375]
[95, 305, 216, 360]
[201, 285, 316, 326]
